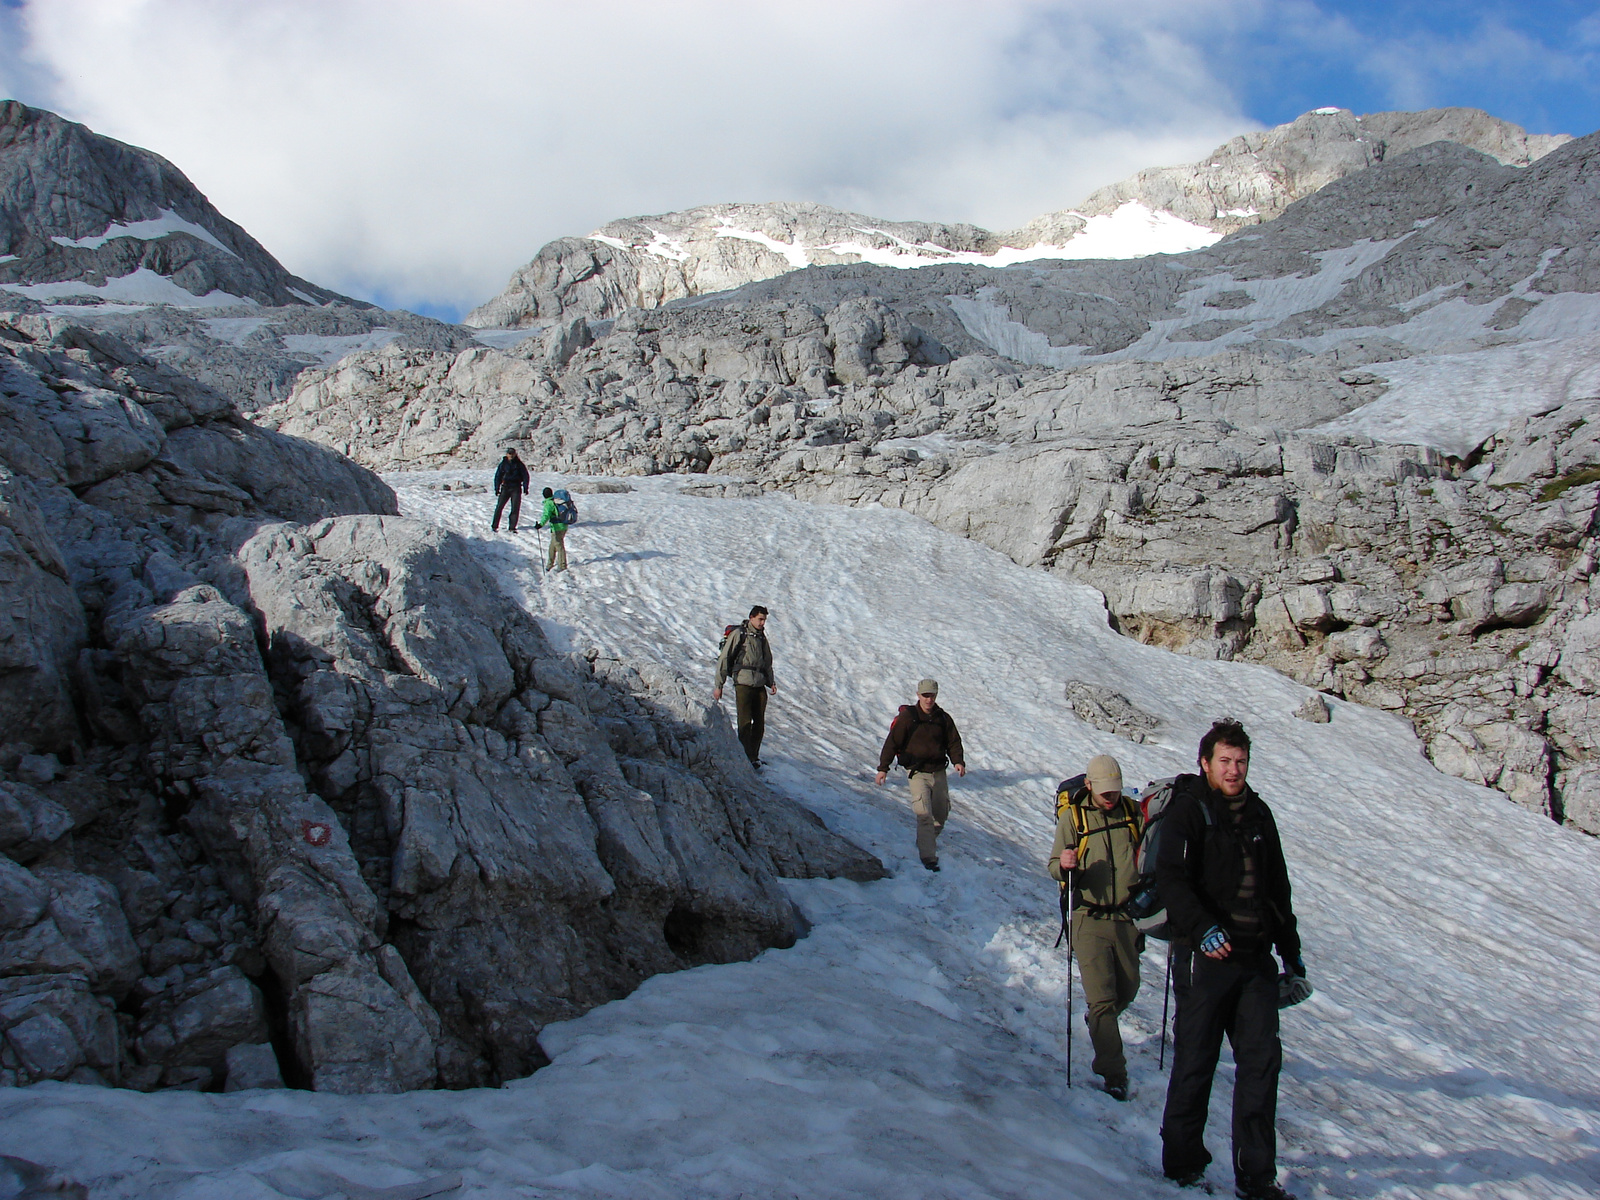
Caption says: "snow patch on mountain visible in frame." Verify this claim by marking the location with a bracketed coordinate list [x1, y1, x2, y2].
[50, 207, 237, 257]
[1315, 333, 1600, 456]
[280, 329, 402, 365]
[1, 267, 252, 308]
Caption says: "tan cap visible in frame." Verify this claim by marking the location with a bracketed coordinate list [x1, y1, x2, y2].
[916, 678, 939, 696]
[1086, 754, 1123, 795]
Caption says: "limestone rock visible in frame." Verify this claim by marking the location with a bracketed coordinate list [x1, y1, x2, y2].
[223, 1041, 284, 1091]
[1293, 693, 1331, 723]
[234, 514, 881, 1086]
[1063, 681, 1161, 744]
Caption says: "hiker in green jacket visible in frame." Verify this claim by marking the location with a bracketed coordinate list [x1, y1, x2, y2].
[534, 486, 568, 572]
[1049, 753, 1143, 1100]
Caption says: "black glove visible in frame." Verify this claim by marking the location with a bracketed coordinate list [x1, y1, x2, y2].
[1278, 957, 1312, 1008]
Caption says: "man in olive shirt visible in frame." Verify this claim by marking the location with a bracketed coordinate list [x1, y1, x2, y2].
[713, 605, 777, 767]
[875, 679, 965, 871]
[1049, 753, 1142, 1100]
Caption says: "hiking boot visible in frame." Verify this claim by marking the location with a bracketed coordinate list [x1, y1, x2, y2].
[1103, 1081, 1128, 1101]
[1235, 1179, 1293, 1200]
[1168, 1171, 1212, 1193]
[921, 857, 940, 872]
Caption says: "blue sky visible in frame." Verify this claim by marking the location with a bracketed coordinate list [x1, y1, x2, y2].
[0, 1, 1594, 321]
[1223, 1, 1599, 136]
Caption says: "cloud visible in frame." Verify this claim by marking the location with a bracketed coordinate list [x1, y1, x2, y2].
[1352, 17, 1592, 111]
[0, 0, 1258, 314]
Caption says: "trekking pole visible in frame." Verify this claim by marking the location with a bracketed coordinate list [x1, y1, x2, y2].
[1064, 868, 1075, 1088]
[536, 525, 546, 577]
[1159, 941, 1173, 1070]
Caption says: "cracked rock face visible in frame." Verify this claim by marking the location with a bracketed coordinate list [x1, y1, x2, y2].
[0, 311, 882, 1094]
[235, 514, 880, 1086]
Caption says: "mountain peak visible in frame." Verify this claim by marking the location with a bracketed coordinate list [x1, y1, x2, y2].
[0, 100, 356, 311]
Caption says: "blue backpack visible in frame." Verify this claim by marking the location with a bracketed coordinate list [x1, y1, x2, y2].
[551, 488, 578, 525]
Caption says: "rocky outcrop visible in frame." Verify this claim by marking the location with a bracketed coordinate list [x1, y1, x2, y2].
[232, 515, 880, 1087]
[260, 296, 958, 474]
[0, 101, 353, 310]
[466, 107, 1568, 328]
[0, 312, 881, 1094]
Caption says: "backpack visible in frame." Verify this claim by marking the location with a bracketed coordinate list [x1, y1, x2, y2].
[551, 488, 578, 525]
[1051, 774, 1142, 945]
[1123, 776, 1213, 941]
[719, 622, 753, 675]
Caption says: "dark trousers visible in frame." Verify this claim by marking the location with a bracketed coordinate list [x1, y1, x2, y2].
[492, 488, 522, 531]
[734, 684, 767, 763]
[1161, 948, 1282, 1187]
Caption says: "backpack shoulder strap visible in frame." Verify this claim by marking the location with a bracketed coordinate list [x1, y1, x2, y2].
[1068, 794, 1092, 859]
[1121, 795, 1144, 843]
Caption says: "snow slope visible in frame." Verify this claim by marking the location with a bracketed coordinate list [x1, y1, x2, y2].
[2, 477, 1597, 1199]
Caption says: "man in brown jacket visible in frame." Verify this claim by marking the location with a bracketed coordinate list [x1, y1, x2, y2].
[875, 679, 965, 871]
[1049, 753, 1143, 1100]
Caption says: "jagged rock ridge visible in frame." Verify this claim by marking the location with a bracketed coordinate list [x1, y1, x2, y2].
[466, 107, 1568, 328]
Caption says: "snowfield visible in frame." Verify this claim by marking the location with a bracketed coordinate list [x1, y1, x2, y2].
[2, 476, 1597, 1199]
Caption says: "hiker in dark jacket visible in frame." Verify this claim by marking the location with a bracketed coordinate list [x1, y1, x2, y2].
[1047, 754, 1142, 1100]
[875, 679, 965, 871]
[713, 605, 776, 766]
[1156, 719, 1305, 1200]
[491, 449, 530, 533]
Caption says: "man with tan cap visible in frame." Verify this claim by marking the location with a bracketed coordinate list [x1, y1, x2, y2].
[875, 679, 965, 871]
[1048, 753, 1143, 1099]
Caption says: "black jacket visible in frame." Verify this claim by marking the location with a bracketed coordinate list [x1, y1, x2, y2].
[494, 457, 530, 495]
[1155, 773, 1300, 963]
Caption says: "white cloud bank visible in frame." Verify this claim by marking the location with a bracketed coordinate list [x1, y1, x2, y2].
[0, 0, 1263, 313]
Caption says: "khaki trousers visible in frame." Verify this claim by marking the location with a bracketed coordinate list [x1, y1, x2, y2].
[546, 527, 567, 570]
[908, 769, 950, 861]
[1070, 910, 1141, 1086]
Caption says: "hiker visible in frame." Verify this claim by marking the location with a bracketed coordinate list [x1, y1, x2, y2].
[1157, 719, 1306, 1200]
[534, 486, 568, 571]
[491, 449, 530, 533]
[875, 679, 965, 871]
[1049, 754, 1142, 1101]
[713, 605, 777, 767]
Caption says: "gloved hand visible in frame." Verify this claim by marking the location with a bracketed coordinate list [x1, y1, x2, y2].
[1278, 957, 1312, 1008]
[1199, 926, 1229, 955]
[534, 522, 543, 530]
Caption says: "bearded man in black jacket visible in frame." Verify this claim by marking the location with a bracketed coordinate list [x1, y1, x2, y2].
[1157, 719, 1306, 1200]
